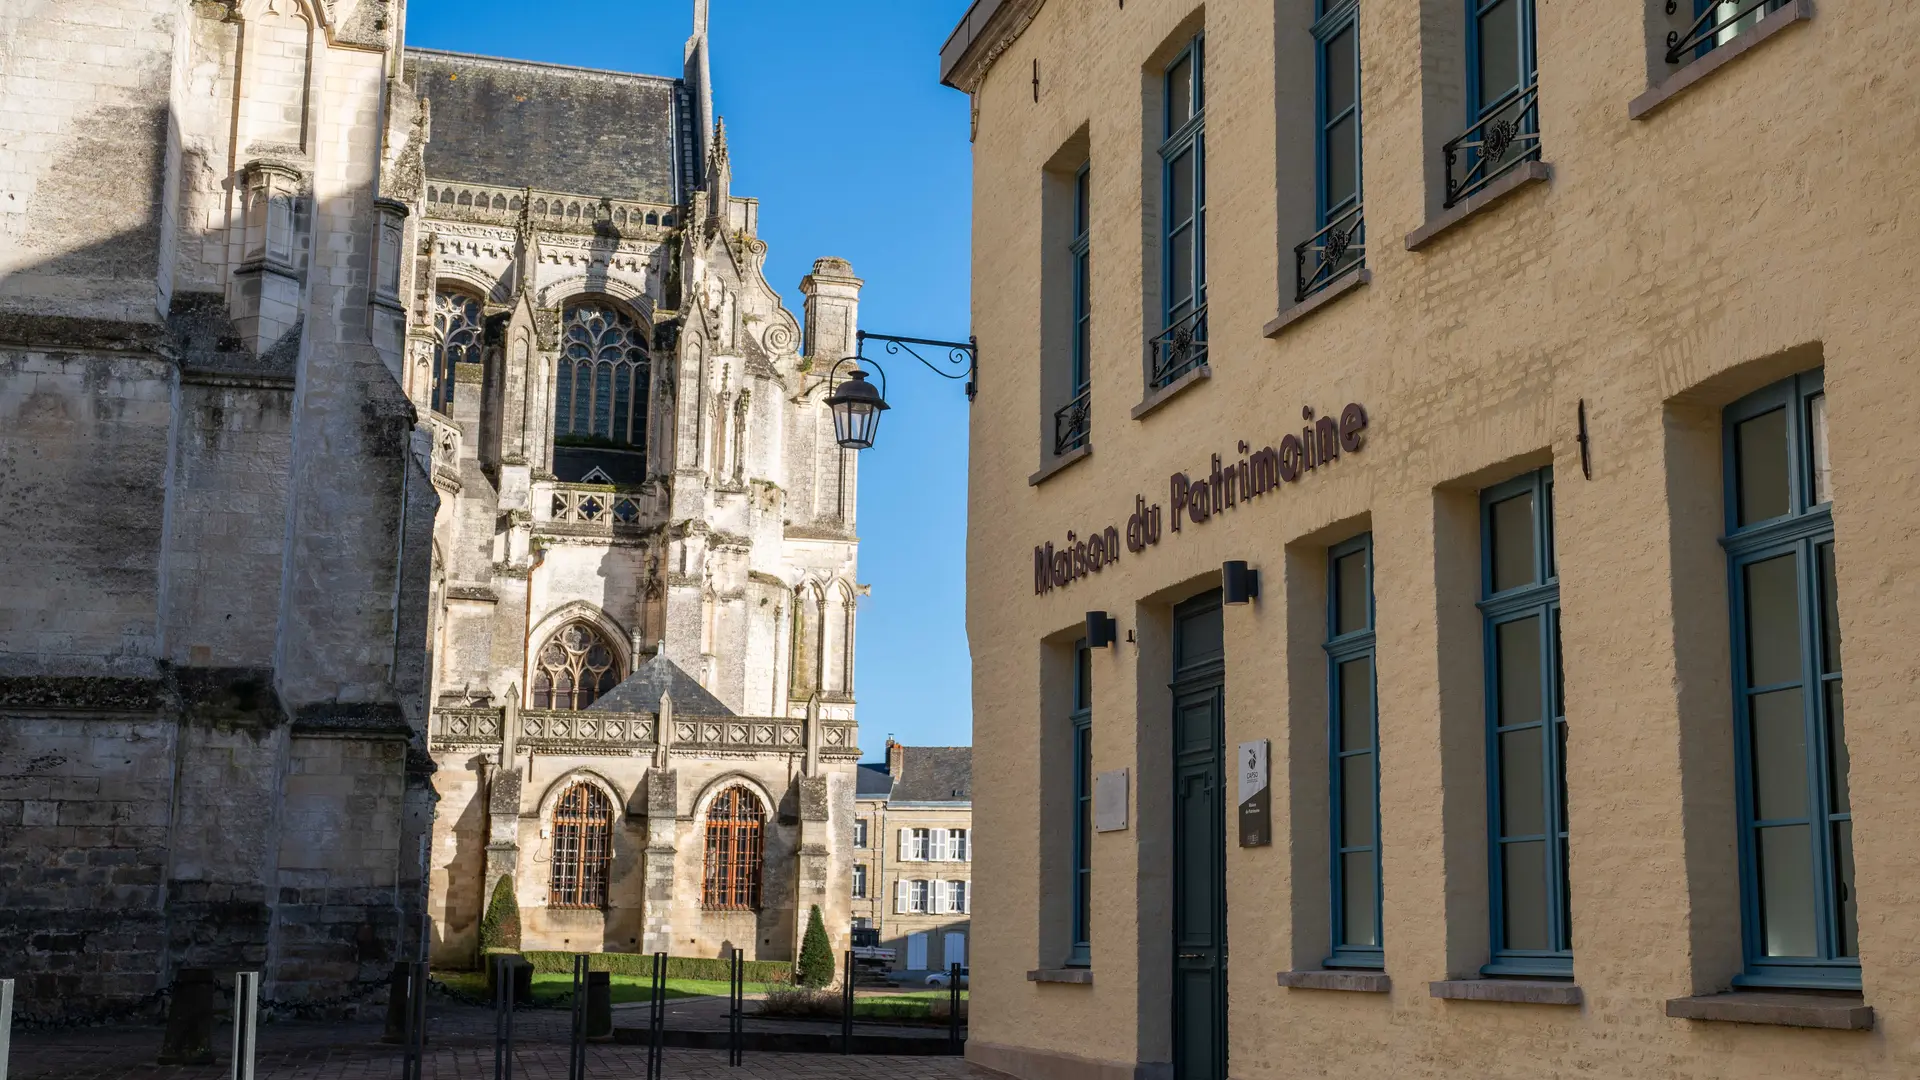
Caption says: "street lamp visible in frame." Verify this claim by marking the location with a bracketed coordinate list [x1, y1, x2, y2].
[823, 365, 889, 450]
[821, 331, 979, 452]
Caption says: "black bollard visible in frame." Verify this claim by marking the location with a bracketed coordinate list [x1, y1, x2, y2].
[400, 961, 428, 1080]
[492, 954, 516, 1080]
[585, 971, 612, 1039]
[645, 952, 666, 1080]
[728, 947, 743, 1067]
[567, 955, 588, 1080]
[947, 963, 962, 1054]
[382, 961, 410, 1043]
[839, 950, 854, 1055]
[157, 968, 215, 1066]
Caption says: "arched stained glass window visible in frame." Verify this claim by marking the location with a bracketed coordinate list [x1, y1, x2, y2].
[531, 621, 620, 710]
[550, 782, 614, 908]
[554, 304, 650, 451]
[702, 786, 766, 911]
[432, 290, 484, 415]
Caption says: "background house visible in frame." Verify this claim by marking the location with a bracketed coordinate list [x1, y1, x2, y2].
[853, 740, 973, 978]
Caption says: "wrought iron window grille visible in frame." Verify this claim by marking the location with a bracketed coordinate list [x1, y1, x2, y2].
[1444, 80, 1542, 209]
[1148, 305, 1209, 391]
[1295, 205, 1366, 304]
[1665, 0, 1789, 65]
[1053, 387, 1091, 456]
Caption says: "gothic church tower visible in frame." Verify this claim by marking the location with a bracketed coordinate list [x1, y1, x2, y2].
[409, 2, 864, 964]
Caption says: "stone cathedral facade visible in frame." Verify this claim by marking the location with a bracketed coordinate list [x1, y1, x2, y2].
[0, 0, 860, 1020]
[411, 12, 864, 966]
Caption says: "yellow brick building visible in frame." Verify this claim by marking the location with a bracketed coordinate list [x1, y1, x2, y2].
[938, 1, 1920, 1077]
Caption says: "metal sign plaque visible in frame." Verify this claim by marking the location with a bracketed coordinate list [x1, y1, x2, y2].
[1237, 740, 1271, 848]
[1094, 768, 1129, 832]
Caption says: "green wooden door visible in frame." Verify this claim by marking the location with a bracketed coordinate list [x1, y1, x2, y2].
[1172, 592, 1226, 1080]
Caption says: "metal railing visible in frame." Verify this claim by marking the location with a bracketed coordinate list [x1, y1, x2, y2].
[1665, 0, 1789, 64]
[1149, 305, 1209, 390]
[1295, 203, 1366, 303]
[1053, 387, 1091, 455]
[1443, 81, 1541, 208]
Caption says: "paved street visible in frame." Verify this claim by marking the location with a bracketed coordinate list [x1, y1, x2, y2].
[8, 1001, 1000, 1080]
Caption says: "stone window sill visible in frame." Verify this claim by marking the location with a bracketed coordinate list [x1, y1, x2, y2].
[1278, 970, 1390, 993]
[1264, 270, 1370, 339]
[1130, 365, 1210, 420]
[1429, 979, 1582, 1006]
[1666, 991, 1873, 1031]
[1029, 444, 1092, 487]
[1405, 162, 1552, 251]
[1629, 0, 1811, 121]
[1027, 968, 1093, 985]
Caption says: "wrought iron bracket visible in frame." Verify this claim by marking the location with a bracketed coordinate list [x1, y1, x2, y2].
[856, 330, 979, 402]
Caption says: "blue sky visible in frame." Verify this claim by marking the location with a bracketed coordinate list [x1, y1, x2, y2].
[406, 1, 978, 757]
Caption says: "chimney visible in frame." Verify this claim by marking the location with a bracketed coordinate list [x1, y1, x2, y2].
[800, 258, 863, 363]
[886, 738, 905, 780]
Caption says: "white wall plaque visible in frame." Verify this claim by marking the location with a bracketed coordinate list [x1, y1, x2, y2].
[1094, 768, 1129, 832]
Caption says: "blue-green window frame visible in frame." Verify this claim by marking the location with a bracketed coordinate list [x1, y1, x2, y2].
[1480, 468, 1571, 977]
[1159, 36, 1206, 335]
[1325, 533, 1383, 969]
[1723, 369, 1856, 989]
[1071, 165, 1092, 399]
[1466, 0, 1536, 125]
[1313, 0, 1362, 228]
[1069, 638, 1094, 966]
[1684, 0, 1791, 62]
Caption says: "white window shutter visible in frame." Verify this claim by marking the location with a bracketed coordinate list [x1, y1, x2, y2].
[931, 828, 947, 861]
[931, 878, 944, 913]
[962, 881, 971, 914]
[899, 828, 912, 861]
[895, 879, 909, 914]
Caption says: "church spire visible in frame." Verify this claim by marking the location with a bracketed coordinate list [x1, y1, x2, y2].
[685, 0, 715, 183]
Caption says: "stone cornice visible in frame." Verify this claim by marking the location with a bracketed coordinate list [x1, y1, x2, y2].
[939, 0, 1046, 95]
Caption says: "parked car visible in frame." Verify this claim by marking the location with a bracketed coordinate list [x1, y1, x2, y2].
[925, 966, 969, 988]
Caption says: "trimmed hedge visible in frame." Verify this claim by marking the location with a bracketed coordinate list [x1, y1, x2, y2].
[521, 951, 792, 984]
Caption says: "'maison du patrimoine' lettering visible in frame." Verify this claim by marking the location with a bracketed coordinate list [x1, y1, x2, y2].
[1032, 403, 1369, 595]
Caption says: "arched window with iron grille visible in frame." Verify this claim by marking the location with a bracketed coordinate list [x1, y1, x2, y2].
[549, 782, 614, 908]
[432, 289, 484, 415]
[531, 621, 620, 710]
[554, 303, 650, 451]
[702, 786, 766, 911]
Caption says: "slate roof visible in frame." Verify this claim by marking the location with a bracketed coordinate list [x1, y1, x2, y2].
[588, 652, 734, 717]
[553, 447, 648, 486]
[408, 49, 689, 205]
[855, 762, 894, 799]
[889, 747, 972, 805]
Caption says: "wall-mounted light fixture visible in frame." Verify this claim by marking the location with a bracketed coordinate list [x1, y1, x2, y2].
[1222, 561, 1261, 606]
[1085, 610, 1118, 648]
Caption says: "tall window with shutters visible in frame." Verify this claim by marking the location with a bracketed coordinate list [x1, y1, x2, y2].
[549, 783, 614, 909]
[1724, 370, 1854, 988]
[702, 786, 766, 911]
[949, 829, 969, 862]
[852, 863, 867, 898]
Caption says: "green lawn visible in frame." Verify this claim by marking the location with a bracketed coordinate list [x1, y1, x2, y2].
[432, 970, 788, 1006]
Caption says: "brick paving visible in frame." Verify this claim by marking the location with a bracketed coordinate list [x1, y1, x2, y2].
[8, 1000, 999, 1080]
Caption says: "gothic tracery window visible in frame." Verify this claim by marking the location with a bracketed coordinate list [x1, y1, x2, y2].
[549, 782, 614, 908]
[554, 303, 650, 450]
[702, 786, 766, 911]
[531, 621, 620, 710]
[432, 289, 483, 415]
